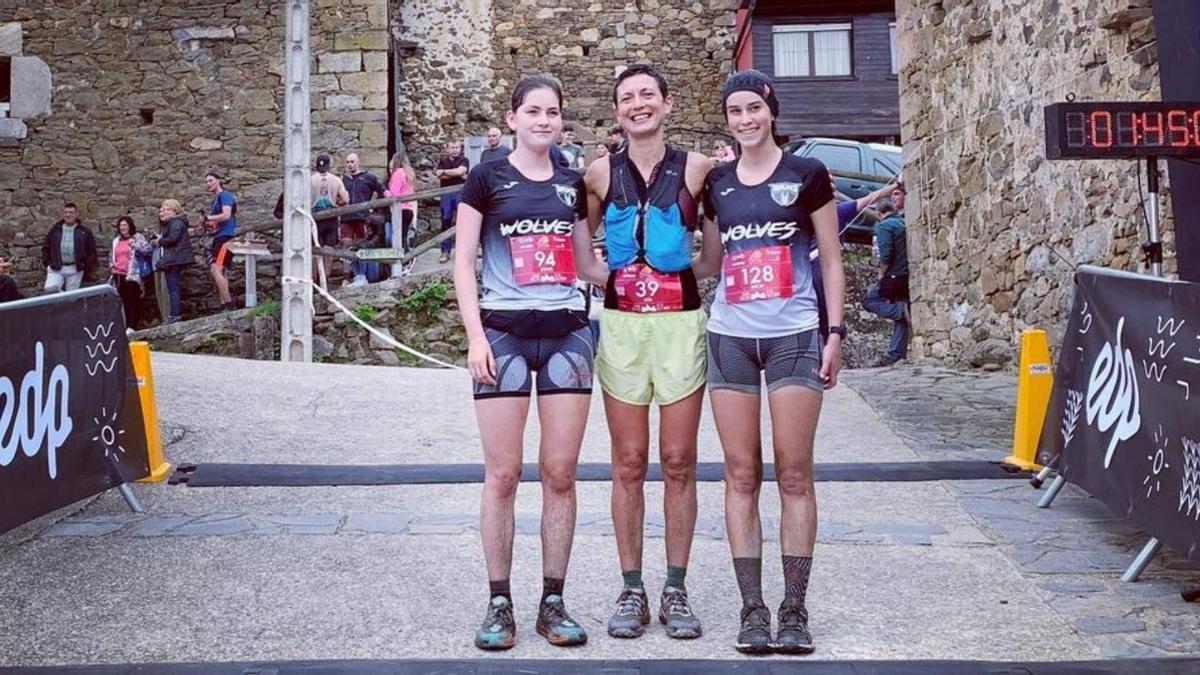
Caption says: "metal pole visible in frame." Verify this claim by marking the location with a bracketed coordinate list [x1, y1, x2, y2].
[117, 483, 144, 514]
[1146, 156, 1163, 279]
[1121, 537, 1162, 583]
[1037, 474, 1067, 508]
[281, 0, 313, 362]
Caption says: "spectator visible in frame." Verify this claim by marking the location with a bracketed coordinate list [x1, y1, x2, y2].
[862, 196, 909, 366]
[153, 199, 193, 324]
[559, 124, 585, 169]
[341, 152, 387, 287]
[607, 125, 626, 153]
[42, 202, 98, 293]
[310, 153, 350, 282]
[593, 143, 609, 161]
[0, 257, 20, 303]
[480, 127, 511, 164]
[435, 139, 469, 264]
[710, 140, 736, 164]
[810, 171, 899, 336]
[202, 169, 238, 311]
[386, 149, 417, 276]
[109, 215, 152, 329]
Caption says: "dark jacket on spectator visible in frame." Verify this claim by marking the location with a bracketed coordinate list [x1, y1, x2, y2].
[341, 170, 386, 222]
[0, 274, 20, 303]
[41, 220, 98, 272]
[156, 214, 194, 269]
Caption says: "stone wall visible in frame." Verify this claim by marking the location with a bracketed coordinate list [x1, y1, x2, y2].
[395, 0, 738, 168]
[0, 1, 388, 316]
[896, 0, 1164, 367]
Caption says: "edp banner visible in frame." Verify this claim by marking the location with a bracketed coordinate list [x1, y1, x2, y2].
[0, 286, 150, 534]
[1038, 265, 1200, 561]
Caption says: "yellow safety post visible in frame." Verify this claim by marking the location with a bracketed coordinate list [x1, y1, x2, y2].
[1004, 329, 1053, 471]
[129, 341, 173, 482]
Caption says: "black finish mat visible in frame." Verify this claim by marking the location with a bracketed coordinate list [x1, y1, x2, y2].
[171, 460, 1026, 487]
[5, 657, 1200, 675]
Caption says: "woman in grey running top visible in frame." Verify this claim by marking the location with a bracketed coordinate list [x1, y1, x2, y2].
[453, 74, 607, 651]
[695, 69, 845, 655]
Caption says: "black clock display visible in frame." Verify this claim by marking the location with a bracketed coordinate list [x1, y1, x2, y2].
[1045, 101, 1200, 159]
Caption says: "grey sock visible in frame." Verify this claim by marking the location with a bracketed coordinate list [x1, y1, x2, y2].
[733, 557, 764, 608]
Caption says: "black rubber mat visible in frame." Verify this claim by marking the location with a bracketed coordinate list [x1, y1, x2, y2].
[170, 460, 1026, 487]
[5, 657, 1200, 674]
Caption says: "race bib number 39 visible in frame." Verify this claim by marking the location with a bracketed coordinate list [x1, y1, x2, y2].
[510, 234, 575, 285]
[614, 263, 685, 313]
[723, 246, 793, 304]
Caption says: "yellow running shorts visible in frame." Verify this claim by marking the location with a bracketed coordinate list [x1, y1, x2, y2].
[595, 308, 707, 406]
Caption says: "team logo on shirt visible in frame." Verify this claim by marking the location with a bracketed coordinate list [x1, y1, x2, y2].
[555, 184, 578, 208]
[769, 182, 802, 207]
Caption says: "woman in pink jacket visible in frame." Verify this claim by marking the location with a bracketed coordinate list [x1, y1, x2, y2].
[385, 148, 417, 275]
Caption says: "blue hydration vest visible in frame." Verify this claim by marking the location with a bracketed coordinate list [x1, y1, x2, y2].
[603, 146, 692, 272]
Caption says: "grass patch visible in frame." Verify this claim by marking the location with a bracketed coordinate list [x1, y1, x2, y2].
[401, 278, 449, 318]
[353, 302, 378, 323]
[247, 299, 280, 318]
[394, 348, 420, 366]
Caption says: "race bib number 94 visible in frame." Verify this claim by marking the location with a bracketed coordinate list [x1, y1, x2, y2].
[722, 246, 793, 304]
[510, 234, 576, 285]
[614, 263, 684, 313]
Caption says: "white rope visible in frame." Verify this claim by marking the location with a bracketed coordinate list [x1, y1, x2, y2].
[282, 274, 465, 371]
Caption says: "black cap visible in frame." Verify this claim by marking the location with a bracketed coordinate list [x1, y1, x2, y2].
[720, 69, 780, 118]
[315, 154, 331, 171]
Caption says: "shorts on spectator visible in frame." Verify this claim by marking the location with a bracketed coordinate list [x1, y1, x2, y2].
[207, 236, 233, 270]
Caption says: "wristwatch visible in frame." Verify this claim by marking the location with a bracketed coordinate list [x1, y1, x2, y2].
[828, 325, 849, 339]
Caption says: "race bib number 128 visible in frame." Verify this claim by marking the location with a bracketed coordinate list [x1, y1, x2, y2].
[723, 246, 793, 304]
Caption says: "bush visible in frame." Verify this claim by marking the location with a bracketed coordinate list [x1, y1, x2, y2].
[401, 278, 448, 319]
[353, 302, 378, 323]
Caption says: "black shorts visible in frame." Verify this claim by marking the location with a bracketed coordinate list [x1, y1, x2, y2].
[208, 236, 233, 269]
[315, 218, 339, 247]
[706, 329, 824, 394]
[473, 323, 595, 399]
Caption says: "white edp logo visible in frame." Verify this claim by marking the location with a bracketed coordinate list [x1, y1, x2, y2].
[0, 342, 73, 479]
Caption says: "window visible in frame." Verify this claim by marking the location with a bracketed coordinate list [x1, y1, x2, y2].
[889, 22, 898, 75]
[772, 23, 851, 78]
[0, 56, 10, 118]
[809, 143, 861, 173]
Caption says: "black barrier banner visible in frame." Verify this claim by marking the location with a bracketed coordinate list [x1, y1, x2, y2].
[0, 286, 150, 534]
[1038, 265, 1200, 561]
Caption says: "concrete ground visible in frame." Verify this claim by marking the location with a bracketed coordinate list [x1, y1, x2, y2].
[1, 354, 1197, 669]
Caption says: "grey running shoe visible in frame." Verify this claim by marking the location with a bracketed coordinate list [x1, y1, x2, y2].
[473, 596, 516, 651]
[659, 586, 702, 639]
[607, 587, 650, 638]
[536, 595, 588, 646]
[735, 603, 772, 654]
[773, 602, 814, 654]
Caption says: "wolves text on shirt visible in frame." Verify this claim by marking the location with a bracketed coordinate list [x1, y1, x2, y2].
[721, 220, 800, 244]
[499, 218, 574, 238]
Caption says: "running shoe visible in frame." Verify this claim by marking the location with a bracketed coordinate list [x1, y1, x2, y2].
[473, 596, 516, 651]
[607, 587, 650, 638]
[536, 595, 588, 646]
[773, 601, 814, 654]
[734, 603, 772, 655]
[659, 586, 702, 639]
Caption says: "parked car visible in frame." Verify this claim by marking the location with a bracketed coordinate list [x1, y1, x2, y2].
[783, 137, 903, 244]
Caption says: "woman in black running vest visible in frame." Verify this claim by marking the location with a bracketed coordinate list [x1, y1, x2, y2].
[453, 74, 607, 651]
[696, 69, 844, 655]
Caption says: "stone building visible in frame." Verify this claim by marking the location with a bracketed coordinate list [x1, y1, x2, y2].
[0, 1, 737, 315]
[394, 0, 736, 165]
[896, 0, 1165, 367]
[0, 0, 390, 315]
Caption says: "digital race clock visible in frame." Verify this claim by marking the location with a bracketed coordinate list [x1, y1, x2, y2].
[1044, 101, 1200, 159]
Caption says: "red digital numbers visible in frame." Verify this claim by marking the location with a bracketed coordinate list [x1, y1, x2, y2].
[1090, 111, 1113, 147]
[1084, 109, 1199, 149]
[1141, 111, 1164, 146]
